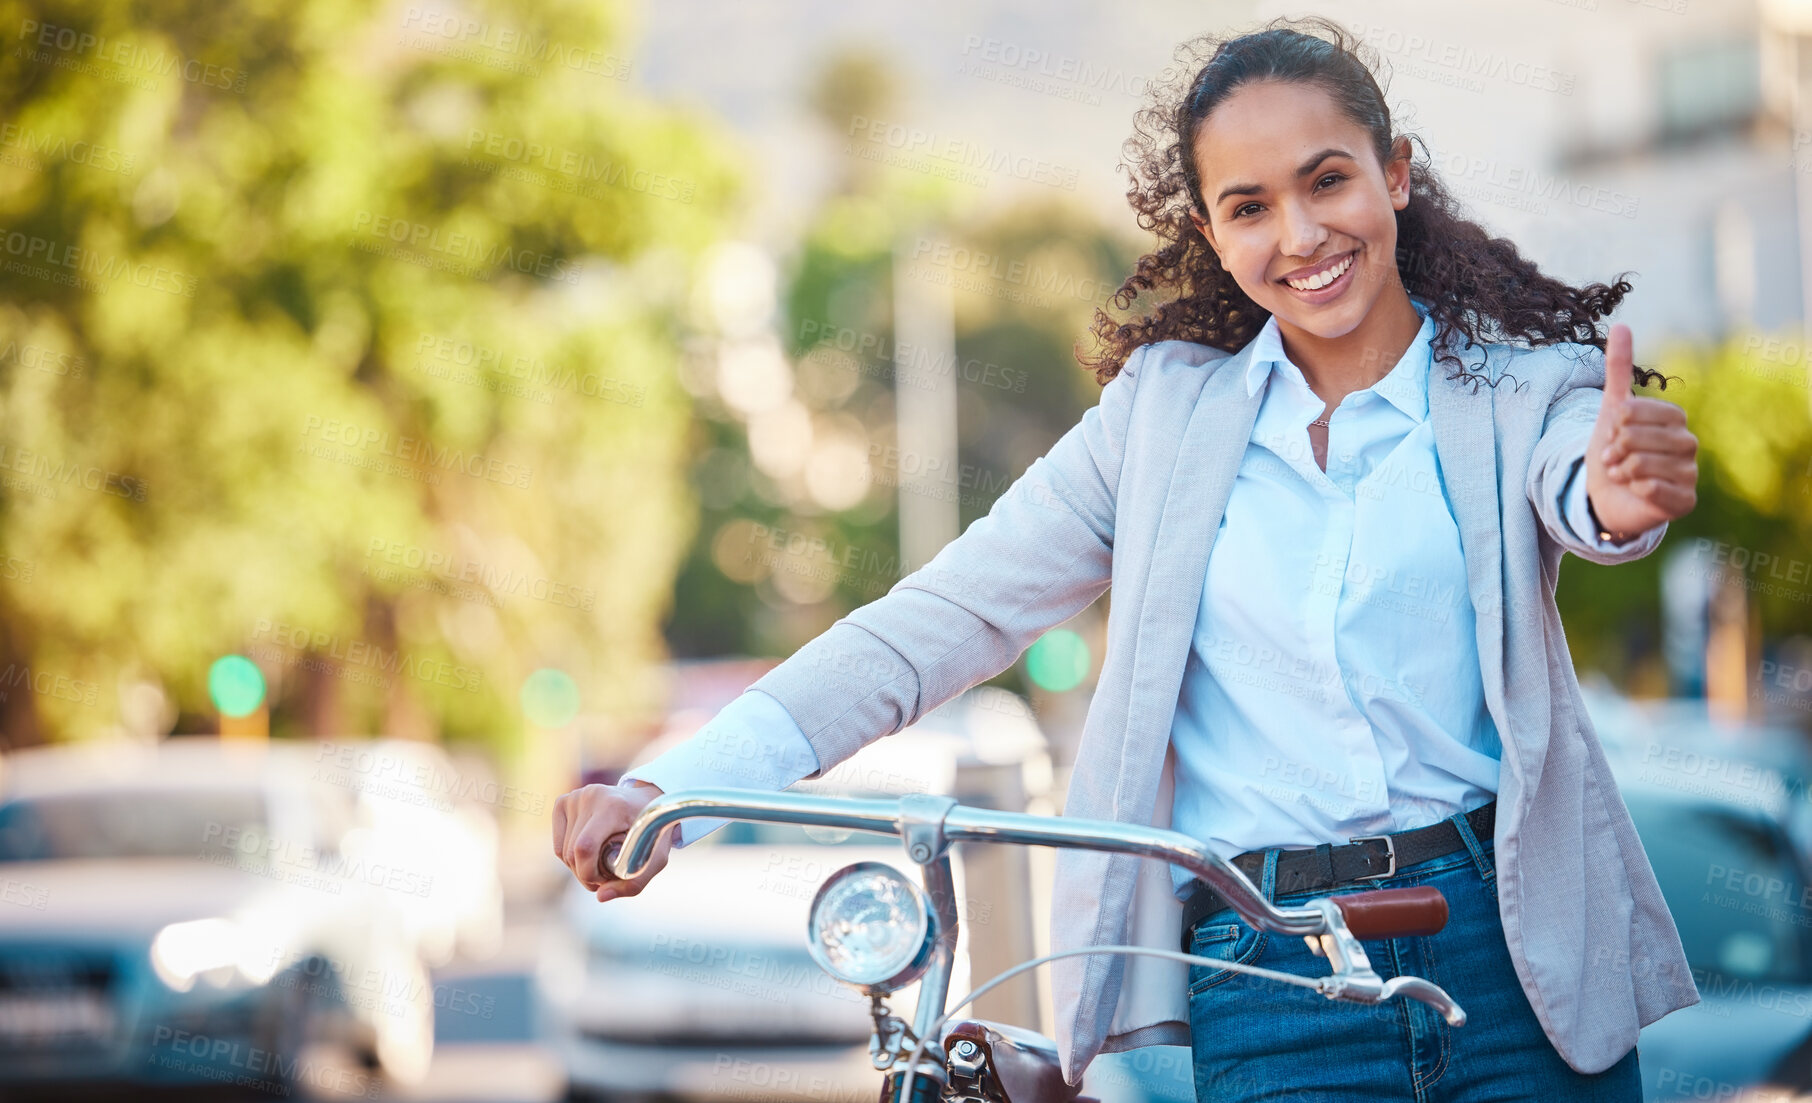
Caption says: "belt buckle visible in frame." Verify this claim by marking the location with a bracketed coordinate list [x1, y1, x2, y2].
[1349, 834, 1396, 880]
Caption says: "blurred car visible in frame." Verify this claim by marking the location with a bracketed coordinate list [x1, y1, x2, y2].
[1585, 685, 1812, 1100]
[539, 684, 1053, 1103]
[1623, 782, 1812, 1098]
[317, 736, 507, 966]
[0, 738, 435, 1097]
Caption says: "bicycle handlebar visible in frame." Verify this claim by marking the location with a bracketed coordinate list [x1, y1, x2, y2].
[601, 787, 1449, 941]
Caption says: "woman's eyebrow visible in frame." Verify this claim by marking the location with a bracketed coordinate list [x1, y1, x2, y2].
[1214, 147, 1354, 206]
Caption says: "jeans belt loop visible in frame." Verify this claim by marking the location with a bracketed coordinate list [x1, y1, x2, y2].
[1451, 804, 1495, 883]
[1312, 842, 1334, 888]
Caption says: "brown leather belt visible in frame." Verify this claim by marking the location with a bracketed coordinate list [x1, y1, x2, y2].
[1179, 800, 1495, 951]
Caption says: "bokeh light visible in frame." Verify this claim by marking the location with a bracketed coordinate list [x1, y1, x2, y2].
[207, 655, 267, 718]
[1025, 629, 1090, 692]
[520, 668, 581, 728]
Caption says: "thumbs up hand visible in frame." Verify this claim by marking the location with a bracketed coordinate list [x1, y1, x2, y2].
[1584, 324, 1698, 541]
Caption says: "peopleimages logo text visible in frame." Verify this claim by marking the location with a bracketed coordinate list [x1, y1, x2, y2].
[300, 415, 532, 489]
[350, 211, 581, 284]
[250, 618, 482, 693]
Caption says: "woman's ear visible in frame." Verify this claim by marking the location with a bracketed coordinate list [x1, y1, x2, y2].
[1188, 208, 1220, 261]
[1385, 136, 1413, 211]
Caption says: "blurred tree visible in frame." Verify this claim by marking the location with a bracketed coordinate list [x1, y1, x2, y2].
[662, 45, 1138, 682]
[0, 0, 740, 750]
[806, 45, 896, 184]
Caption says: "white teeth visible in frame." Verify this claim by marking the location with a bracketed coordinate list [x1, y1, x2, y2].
[1286, 253, 1353, 292]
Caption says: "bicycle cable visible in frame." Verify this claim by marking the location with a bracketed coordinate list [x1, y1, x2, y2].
[898, 943, 1331, 1102]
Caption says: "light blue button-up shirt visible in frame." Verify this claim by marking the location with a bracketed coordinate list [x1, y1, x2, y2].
[1165, 299, 1496, 896]
[625, 301, 1629, 879]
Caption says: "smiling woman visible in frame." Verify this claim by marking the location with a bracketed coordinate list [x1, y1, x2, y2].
[1064, 17, 1698, 1100]
[1086, 17, 1657, 396]
[553, 15, 1702, 1102]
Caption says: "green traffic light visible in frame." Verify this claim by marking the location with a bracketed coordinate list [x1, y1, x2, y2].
[208, 655, 266, 718]
[521, 667, 581, 728]
[1026, 629, 1091, 692]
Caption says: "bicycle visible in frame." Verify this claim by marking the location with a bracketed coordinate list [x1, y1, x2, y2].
[600, 787, 1464, 1103]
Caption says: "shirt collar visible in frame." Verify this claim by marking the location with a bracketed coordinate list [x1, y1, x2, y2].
[1243, 297, 1435, 422]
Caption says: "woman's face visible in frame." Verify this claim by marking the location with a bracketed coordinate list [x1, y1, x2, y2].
[1187, 79, 1411, 343]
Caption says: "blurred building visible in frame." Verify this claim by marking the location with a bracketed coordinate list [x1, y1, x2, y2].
[628, 0, 1812, 347]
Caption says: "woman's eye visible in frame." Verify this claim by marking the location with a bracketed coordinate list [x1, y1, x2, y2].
[1315, 173, 1346, 190]
[1233, 202, 1263, 219]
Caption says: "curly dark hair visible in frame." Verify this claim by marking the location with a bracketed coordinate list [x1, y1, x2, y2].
[1082, 16, 1661, 390]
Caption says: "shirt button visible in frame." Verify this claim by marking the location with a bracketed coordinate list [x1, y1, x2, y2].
[1340, 453, 1354, 464]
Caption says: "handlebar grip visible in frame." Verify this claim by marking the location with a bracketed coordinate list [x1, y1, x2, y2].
[1332, 886, 1448, 939]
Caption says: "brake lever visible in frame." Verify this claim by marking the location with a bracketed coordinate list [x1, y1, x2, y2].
[1378, 975, 1467, 1026]
[1302, 897, 1466, 1026]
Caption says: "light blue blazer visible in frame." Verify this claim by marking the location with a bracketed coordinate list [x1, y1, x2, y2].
[749, 325, 1699, 1085]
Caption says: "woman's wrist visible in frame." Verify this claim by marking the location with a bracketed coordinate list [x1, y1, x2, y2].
[1584, 491, 1638, 545]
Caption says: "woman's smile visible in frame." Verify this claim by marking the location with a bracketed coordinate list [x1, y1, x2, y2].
[1278, 248, 1359, 300]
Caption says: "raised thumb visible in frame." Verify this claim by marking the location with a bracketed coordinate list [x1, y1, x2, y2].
[1601, 323, 1634, 412]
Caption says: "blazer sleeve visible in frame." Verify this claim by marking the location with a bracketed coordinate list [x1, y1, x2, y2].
[1524, 344, 1667, 566]
[620, 689, 820, 847]
[749, 343, 1150, 773]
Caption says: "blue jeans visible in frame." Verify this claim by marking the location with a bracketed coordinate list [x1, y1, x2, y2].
[1184, 810, 1640, 1102]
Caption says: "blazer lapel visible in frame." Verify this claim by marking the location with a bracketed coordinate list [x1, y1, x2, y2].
[1427, 337, 1513, 774]
[1118, 340, 1263, 818]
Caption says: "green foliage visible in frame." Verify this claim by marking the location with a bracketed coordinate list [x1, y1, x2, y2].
[0, 0, 741, 747]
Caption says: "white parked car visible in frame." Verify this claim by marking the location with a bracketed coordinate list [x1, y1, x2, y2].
[0, 738, 435, 1096]
[314, 737, 507, 966]
[539, 685, 1053, 1102]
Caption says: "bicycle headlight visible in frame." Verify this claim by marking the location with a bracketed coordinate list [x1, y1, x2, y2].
[805, 861, 935, 994]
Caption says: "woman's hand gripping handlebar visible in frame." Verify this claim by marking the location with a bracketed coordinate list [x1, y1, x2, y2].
[551, 778, 675, 902]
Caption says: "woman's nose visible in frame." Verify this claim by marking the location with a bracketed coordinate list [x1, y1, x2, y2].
[1278, 203, 1329, 260]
